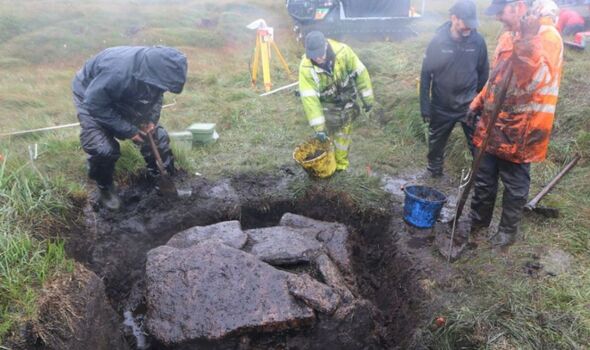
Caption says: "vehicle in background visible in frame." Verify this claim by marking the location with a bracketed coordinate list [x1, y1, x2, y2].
[285, 0, 425, 40]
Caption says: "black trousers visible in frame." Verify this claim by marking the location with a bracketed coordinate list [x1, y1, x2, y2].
[469, 152, 530, 235]
[74, 97, 174, 189]
[427, 114, 475, 175]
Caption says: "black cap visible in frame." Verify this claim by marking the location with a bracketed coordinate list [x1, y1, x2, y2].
[450, 0, 479, 29]
[305, 31, 327, 60]
[484, 0, 521, 16]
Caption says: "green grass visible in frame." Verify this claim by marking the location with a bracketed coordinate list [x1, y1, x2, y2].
[0, 156, 74, 339]
[0, 0, 589, 347]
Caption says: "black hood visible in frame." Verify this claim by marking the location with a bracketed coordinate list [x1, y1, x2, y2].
[134, 46, 187, 94]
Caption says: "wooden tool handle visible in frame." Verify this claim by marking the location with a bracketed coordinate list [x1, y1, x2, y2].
[146, 132, 168, 176]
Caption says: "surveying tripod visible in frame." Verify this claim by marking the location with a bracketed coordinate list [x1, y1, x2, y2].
[250, 24, 291, 92]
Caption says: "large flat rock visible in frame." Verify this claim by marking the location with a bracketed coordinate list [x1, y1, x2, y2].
[166, 220, 247, 249]
[247, 226, 323, 265]
[280, 213, 352, 273]
[145, 242, 315, 345]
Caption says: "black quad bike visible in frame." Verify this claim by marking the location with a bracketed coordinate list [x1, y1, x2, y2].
[285, 0, 424, 39]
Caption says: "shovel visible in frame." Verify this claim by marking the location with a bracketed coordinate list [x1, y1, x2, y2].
[146, 132, 177, 198]
[443, 63, 513, 262]
[524, 153, 581, 218]
[450, 62, 514, 227]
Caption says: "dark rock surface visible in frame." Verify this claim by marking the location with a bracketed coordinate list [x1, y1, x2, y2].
[286, 273, 341, 314]
[166, 220, 247, 249]
[280, 213, 352, 273]
[145, 241, 315, 345]
[247, 226, 323, 265]
[314, 254, 354, 302]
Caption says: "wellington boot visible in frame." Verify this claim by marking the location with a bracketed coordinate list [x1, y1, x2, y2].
[99, 185, 121, 211]
[489, 231, 516, 248]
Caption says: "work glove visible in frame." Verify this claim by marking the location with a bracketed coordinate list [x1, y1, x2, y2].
[315, 131, 329, 143]
[421, 114, 431, 124]
[465, 109, 480, 127]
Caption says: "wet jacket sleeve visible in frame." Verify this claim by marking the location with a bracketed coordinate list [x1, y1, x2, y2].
[345, 46, 374, 107]
[83, 72, 139, 139]
[298, 62, 326, 132]
[476, 39, 489, 92]
[419, 40, 435, 117]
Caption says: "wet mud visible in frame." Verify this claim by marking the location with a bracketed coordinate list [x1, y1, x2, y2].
[58, 168, 459, 349]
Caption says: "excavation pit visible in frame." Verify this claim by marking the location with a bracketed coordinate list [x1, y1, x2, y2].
[61, 171, 436, 349]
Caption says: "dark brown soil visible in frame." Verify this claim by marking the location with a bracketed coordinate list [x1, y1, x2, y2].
[304, 149, 325, 161]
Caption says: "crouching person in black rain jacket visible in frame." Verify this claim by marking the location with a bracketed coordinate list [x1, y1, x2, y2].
[72, 46, 187, 210]
[420, 0, 489, 177]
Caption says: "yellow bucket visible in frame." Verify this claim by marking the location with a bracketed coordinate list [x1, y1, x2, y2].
[293, 138, 336, 178]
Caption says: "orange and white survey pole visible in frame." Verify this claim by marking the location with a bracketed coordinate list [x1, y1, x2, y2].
[247, 19, 291, 92]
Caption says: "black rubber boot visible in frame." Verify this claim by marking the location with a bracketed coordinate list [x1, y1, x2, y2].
[98, 184, 121, 211]
[489, 231, 516, 247]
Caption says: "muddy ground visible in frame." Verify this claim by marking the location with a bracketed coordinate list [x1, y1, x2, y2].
[26, 167, 463, 349]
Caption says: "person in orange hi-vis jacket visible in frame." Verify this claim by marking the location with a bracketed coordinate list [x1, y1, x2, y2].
[466, 0, 563, 248]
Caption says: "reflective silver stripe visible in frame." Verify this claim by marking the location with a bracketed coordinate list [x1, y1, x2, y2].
[333, 141, 350, 151]
[530, 103, 555, 113]
[538, 84, 559, 96]
[309, 116, 326, 126]
[361, 89, 373, 98]
[353, 64, 366, 77]
[531, 64, 551, 87]
[310, 68, 320, 86]
[300, 90, 319, 97]
[335, 133, 351, 140]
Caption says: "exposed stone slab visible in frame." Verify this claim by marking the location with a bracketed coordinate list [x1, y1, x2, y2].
[280, 213, 352, 273]
[145, 242, 315, 345]
[313, 254, 354, 303]
[286, 273, 341, 314]
[166, 220, 247, 249]
[247, 226, 323, 265]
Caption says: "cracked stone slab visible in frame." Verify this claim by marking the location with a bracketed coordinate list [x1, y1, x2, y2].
[247, 226, 323, 265]
[314, 254, 354, 303]
[286, 273, 341, 314]
[280, 213, 352, 273]
[166, 220, 247, 249]
[145, 242, 315, 345]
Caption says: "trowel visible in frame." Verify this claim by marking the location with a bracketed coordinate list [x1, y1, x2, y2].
[146, 132, 178, 198]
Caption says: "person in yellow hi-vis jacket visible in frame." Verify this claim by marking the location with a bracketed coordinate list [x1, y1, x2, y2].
[298, 31, 374, 172]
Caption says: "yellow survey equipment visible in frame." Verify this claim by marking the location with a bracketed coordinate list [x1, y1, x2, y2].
[248, 19, 291, 92]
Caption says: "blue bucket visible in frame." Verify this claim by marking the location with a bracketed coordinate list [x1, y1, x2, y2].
[403, 185, 447, 228]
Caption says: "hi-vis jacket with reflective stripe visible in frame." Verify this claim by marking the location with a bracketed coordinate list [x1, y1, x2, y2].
[298, 39, 374, 131]
[470, 18, 563, 163]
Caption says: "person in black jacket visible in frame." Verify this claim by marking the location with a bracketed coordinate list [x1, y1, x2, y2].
[72, 46, 187, 210]
[420, 0, 489, 177]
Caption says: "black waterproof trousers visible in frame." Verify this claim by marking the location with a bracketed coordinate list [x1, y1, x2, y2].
[74, 96, 174, 189]
[427, 114, 475, 176]
[469, 152, 530, 235]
